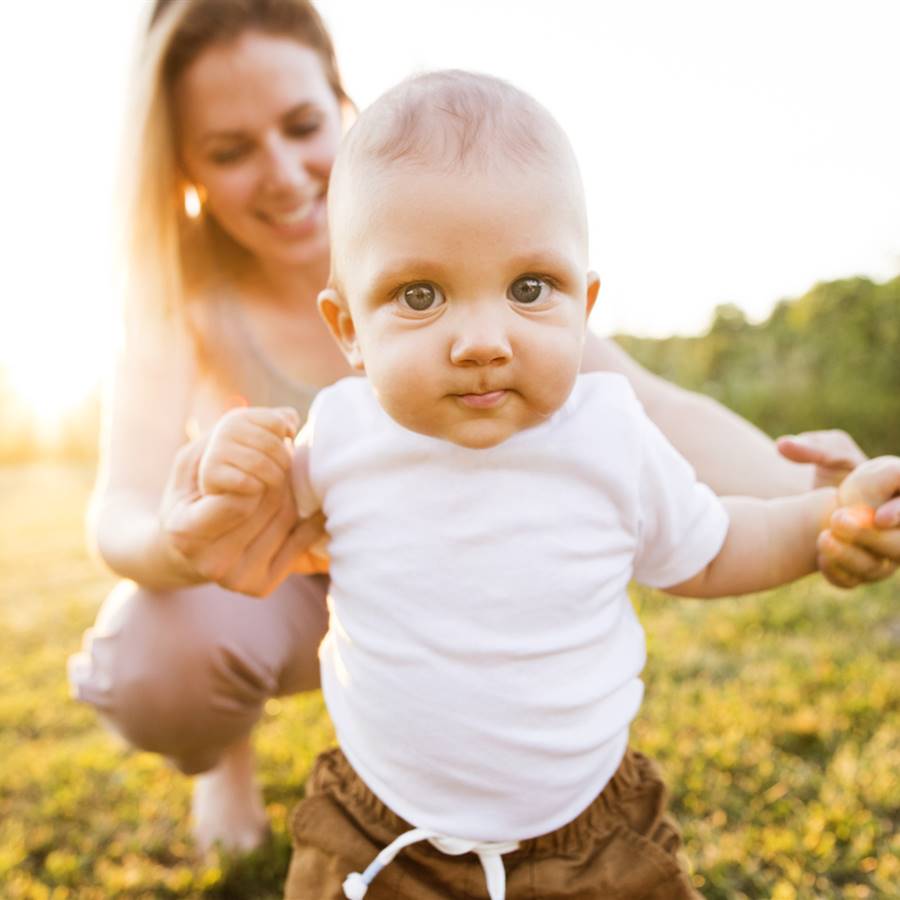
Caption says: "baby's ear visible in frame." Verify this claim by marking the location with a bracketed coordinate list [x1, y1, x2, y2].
[318, 288, 364, 370]
[585, 271, 601, 319]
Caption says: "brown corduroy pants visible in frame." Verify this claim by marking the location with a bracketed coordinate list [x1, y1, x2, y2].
[285, 746, 701, 899]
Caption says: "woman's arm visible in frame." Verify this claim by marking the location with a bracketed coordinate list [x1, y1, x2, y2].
[581, 332, 810, 497]
[89, 313, 205, 588]
[91, 310, 325, 595]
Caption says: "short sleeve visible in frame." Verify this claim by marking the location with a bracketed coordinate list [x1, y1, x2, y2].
[631, 411, 729, 589]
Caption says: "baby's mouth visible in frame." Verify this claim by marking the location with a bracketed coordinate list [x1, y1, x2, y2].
[456, 390, 508, 409]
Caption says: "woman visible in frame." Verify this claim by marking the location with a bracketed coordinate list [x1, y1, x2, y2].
[68, 0, 899, 854]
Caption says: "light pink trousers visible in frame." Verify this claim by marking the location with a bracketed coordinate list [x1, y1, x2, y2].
[68, 575, 329, 774]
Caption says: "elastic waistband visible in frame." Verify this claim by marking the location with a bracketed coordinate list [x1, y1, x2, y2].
[306, 742, 655, 854]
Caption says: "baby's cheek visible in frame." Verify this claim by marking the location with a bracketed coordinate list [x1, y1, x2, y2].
[531, 338, 582, 408]
[370, 371, 433, 434]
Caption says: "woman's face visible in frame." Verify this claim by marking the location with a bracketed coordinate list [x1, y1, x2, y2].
[175, 31, 343, 269]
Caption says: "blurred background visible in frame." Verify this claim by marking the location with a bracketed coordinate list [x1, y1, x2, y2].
[1, 3, 898, 898]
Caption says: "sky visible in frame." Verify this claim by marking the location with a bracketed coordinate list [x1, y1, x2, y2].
[2, 0, 899, 424]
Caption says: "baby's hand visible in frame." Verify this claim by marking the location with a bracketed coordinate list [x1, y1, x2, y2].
[818, 456, 900, 586]
[198, 406, 299, 497]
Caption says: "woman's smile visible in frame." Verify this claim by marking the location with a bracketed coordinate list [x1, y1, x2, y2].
[257, 193, 326, 238]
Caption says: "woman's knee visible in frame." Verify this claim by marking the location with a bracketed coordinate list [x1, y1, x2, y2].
[69, 581, 281, 773]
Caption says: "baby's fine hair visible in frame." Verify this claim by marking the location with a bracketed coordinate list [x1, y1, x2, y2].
[337, 69, 574, 174]
[327, 70, 587, 291]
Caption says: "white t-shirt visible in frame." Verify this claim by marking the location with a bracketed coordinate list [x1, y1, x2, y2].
[294, 372, 728, 842]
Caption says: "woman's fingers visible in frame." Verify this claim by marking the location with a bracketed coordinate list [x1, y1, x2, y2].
[776, 430, 866, 468]
[816, 528, 897, 584]
[291, 548, 331, 576]
[874, 495, 900, 528]
[168, 491, 259, 541]
[169, 433, 207, 497]
[817, 555, 863, 590]
[220, 493, 299, 594]
[197, 481, 301, 596]
[830, 507, 900, 563]
[213, 493, 328, 597]
[161, 406, 309, 595]
[160, 410, 302, 585]
[169, 476, 283, 561]
[182, 496, 284, 586]
[276, 512, 329, 578]
[825, 457, 900, 585]
[776, 430, 866, 489]
[777, 437, 847, 470]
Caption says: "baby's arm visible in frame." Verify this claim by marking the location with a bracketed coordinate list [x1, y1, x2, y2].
[667, 456, 900, 598]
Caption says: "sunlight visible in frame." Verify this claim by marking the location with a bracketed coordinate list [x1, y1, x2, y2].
[4, 352, 102, 442]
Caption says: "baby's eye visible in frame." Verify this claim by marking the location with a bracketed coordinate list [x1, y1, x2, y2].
[397, 282, 445, 312]
[508, 276, 551, 305]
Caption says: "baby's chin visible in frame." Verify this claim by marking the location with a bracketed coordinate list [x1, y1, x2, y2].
[445, 427, 517, 450]
[401, 413, 549, 450]
[376, 386, 564, 449]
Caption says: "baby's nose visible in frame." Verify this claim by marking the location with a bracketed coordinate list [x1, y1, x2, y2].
[449, 318, 512, 366]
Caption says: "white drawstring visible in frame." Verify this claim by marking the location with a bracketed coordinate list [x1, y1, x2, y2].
[342, 826, 520, 900]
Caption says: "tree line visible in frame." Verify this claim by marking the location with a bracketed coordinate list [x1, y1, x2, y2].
[616, 275, 900, 457]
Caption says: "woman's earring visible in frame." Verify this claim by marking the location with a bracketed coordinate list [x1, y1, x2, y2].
[183, 183, 207, 219]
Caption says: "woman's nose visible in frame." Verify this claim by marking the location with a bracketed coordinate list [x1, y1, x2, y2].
[449, 310, 513, 366]
[260, 138, 312, 194]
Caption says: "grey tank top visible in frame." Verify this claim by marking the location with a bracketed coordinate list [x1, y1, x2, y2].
[206, 290, 320, 422]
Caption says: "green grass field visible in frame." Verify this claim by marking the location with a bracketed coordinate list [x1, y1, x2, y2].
[1, 463, 897, 899]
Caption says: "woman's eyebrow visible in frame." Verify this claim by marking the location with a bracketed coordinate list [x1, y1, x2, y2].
[199, 129, 249, 145]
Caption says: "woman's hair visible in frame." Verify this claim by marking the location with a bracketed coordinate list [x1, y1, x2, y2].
[123, 0, 348, 323]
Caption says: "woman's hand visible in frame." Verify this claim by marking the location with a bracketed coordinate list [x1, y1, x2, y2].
[775, 429, 867, 488]
[777, 430, 899, 587]
[817, 455, 900, 588]
[159, 425, 327, 597]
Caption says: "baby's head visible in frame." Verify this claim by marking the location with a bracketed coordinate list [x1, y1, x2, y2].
[319, 70, 599, 448]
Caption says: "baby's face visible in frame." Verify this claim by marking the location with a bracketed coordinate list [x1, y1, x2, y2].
[323, 159, 598, 448]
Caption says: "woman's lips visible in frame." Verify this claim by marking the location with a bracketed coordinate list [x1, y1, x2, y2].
[457, 390, 508, 409]
[258, 196, 324, 237]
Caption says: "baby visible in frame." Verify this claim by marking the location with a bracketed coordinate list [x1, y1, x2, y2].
[198, 71, 897, 899]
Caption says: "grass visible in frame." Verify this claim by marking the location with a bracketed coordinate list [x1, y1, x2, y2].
[1, 462, 898, 898]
